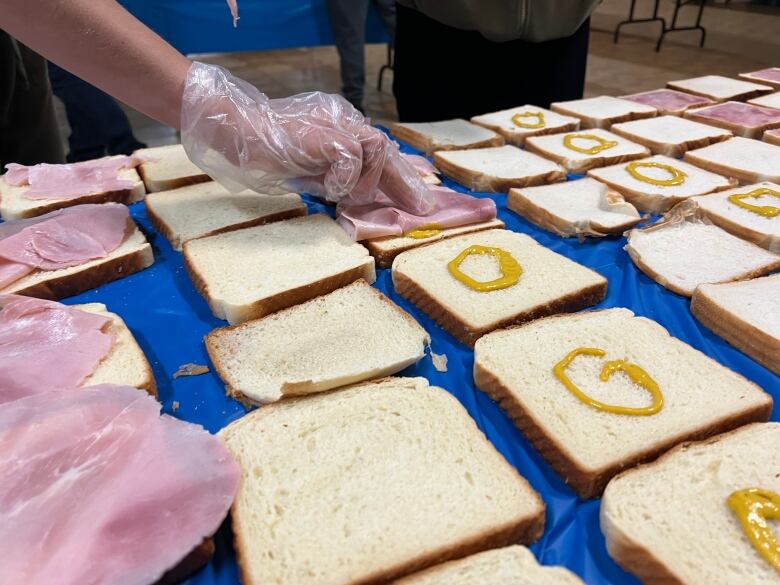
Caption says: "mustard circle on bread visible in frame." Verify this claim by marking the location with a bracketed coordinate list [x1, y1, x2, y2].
[563, 133, 619, 155]
[728, 488, 780, 573]
[447, 245, 521, 292]
[727, 188, 780, 218]
[511, 111, 545, 129]
[625, 161, 687, 187]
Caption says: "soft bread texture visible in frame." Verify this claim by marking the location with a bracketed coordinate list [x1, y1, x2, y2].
[219, 377, 545, 585]
[392, 229, 607, 346]
[550, 96, 657, 129]
[626, 219, 780, 296]
[0, 164, 145, 220]
[470, 106, 580, 146]
[432, 145, 566, 192]
[610, 115, 732, 157]
[588, 154, 736, 213]
[683, 101, 780, 139]
[739, 68, 780, 89]
[692, 181, 780, 251]
[392, 545, 584, 585]
[145, 181, 306, 250]
[474, 309, 773, 498]
[365, 219, 505, 269]
[524, 129, 650, 173]
[134, 144, 210, 192]
[508, 178, 642, 238]
[77, 303, 156, 395]
[691, 274, 780, 374]
[183, 214, 375, 324]
[749, 91, 780, 110]
[684, 137, 780, 184]
[390, 120, 504, 154]
[667, 74, 773, 102]
[0, 224, 154, 300]
[206, 280, 430, 404]
[601, 423, 780, 585]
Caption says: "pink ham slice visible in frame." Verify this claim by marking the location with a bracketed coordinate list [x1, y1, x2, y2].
[690, 101, 780, 128]
[0, 295, 114, 404]
[402, 153, 438, 177]
[4, 156, 142, 201]
[0, 203, 130, 289]
[621, 89, 713, 114]
[0, 385, 240, 585]
[337, 185, 497, 240]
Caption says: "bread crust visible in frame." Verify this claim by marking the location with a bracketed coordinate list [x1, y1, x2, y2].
[764, 130, 780, 147]
[154, 538, 215, 585]
[549, 105, 656, 129]
[683, 151, 780, 184]
[474, 334, 772, 498]
[137, 167, 210, 193]
[390, 123, 505, 155]
[691, 286, 780, 374]
[146, 201, 306, 251]
[524, 139, 650, 173]
[432, 153, 566, 192]
[365, 220, 505, 269]
[392, 270, 607, 347]
[626, 236, 780, 297]
[0, 182, 145, 220]
[587, 173, 738, 213]
[183, 246, 375, 324]
[609, 124, 732, 157]
[507, 188, 641, 237]
[600, 424, 771, 585]
[0, 241, 154, 300]
[470, 119, 580, 147]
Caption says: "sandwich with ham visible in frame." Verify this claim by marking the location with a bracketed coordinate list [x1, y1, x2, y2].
[0, 203, 153, 299]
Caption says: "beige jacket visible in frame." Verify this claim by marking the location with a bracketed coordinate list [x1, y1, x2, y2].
[397, 0, 600, 42]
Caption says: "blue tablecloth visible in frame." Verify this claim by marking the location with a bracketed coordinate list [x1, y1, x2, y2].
[63, 139, 779, 585]
[119, 0, 389, 54]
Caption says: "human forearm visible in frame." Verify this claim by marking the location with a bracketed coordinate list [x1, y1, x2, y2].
[0, 0, 190, 128]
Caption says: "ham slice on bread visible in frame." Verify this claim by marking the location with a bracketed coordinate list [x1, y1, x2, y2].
[0, 203, 153, 300]
[336, 185, 497, 240]
[0, 385, 239, 585]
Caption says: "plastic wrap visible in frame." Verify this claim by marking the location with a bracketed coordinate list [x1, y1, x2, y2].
[11, 133, 776, 585]
[181, 62, 432, 213]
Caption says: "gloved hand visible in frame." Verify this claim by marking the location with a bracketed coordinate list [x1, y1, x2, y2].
[181, 61, 432, 214]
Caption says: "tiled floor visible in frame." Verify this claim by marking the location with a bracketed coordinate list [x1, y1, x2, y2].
[54, 0, 779, 151]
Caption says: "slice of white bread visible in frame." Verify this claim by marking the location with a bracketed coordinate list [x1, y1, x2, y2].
[432, 145, 566, 192]
[550, 96, 657, 129]
[684, 136, 780, 184]
[392, 545, 584, 585]
[626, 219, 780, 297]
[365, 219, 505, 269]
[684, 101, 780, 139]
[610, 115, 732, 157]
[470, 106, 580, 146]
[0, 162, 144, 220]
[508, 178, 642, 238]
[392, 229, 607, 346]
[205, 280, 430, 404]
[145, 181, 306, 251]
[667, 75, 773, 102]
[183, 214, 375, 324]
[691, 274, 780, 374]
[474, 309, 773, 498]
[219, 376, 545, 585]
[765, 128, 780, 146]
[739, 67, 780, 89]
[749, 91, 780, 110]
[390, 120, 505, 154]
[692, 181, 780, 251]
[0, 224, 154, 300]
[524, 129, 650, 174]
[588, 154, 736, 213]
[76, 303, 156, 395]
[134, 144, 210, 192]
[601, 423, 780, 585]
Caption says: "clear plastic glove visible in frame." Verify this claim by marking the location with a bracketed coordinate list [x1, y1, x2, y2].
[181, 61, 433, 214]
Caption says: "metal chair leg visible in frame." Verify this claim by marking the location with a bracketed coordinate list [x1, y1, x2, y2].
[377, 43, 393, 92]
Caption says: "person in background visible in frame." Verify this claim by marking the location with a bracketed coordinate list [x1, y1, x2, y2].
[0, 32, 64, 169]
[393, 0, 599, 121]
[48, 63, 146, 162]
[325, 0, 395, 113]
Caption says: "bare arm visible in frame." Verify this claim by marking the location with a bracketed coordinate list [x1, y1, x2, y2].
[0, 0, 191, 128]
